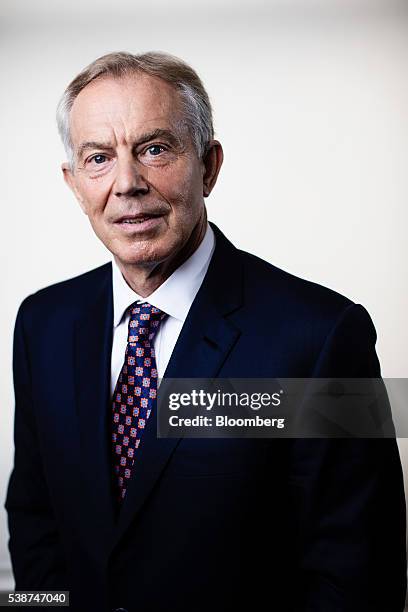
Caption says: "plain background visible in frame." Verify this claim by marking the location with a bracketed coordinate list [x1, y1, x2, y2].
[1, 0, 407, 593]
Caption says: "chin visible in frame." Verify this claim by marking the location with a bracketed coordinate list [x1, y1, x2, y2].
[107, 229, 184, 266]
[114, 246, 173, 268]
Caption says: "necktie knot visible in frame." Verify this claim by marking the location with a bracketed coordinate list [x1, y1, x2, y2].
[128, 302, 166, 345]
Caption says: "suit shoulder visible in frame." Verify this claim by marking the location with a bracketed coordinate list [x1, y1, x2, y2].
[224, 244, 378, 375]
[18, 262, 112, 320]
[238, 249, 354, 323]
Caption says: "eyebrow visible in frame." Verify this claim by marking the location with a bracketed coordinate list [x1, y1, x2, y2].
[76, 128, 184, 160]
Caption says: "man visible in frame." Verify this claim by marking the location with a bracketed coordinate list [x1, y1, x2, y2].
[5, 51, 406, 611]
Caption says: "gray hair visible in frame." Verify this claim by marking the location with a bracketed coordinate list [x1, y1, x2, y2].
[56, 51, 214, 169]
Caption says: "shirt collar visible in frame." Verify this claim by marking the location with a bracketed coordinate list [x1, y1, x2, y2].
[112, 223, 215, 327]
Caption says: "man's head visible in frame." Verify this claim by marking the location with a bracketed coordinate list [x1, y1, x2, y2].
[57, 52, 223, 280]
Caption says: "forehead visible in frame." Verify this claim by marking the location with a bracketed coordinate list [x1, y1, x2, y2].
[69, 73, 185, 146]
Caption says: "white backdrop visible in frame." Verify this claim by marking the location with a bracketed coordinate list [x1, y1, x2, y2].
[1, 0, 407, 589]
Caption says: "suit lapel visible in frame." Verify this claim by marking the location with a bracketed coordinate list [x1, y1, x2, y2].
[112, 224, 244, 550]
[74, 265, 116, 552]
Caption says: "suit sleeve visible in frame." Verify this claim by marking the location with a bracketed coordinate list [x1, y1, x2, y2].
[292, 304, 406, 611]
[4, 298, 69, 590]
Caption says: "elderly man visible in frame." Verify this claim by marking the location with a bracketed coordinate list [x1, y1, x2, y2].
[5, 52, 406, 612]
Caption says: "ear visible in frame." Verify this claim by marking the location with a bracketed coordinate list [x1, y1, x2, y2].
[62, 162, 88, 215]
[202, 140, 224, 197]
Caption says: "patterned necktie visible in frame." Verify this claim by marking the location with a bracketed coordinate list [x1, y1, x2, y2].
[111, 302, 167, 504]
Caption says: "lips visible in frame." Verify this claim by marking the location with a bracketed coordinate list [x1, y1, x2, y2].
[114, 212, 165, 233]
[115, 213, 163, 224]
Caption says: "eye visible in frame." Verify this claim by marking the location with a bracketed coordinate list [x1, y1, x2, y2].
[146, 145, 165, 156]
[92, 154, 107, 164]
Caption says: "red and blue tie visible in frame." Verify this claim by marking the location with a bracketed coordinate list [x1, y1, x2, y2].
[111, 302, 167, 504]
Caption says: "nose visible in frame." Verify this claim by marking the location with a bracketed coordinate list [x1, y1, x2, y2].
[113, 154, 149, 198]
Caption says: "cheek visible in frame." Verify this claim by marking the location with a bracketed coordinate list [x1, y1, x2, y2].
[155, 165, 202, 214]
[78, 176, 112, 216]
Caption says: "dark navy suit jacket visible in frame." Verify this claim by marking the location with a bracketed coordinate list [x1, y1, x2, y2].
[5, 224, 406, 611]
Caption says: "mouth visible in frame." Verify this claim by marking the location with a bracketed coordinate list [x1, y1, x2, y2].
[116, 212, 163, 223]
[114, 213, 165, 232]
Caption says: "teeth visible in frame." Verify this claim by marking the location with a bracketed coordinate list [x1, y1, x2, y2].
[123, 218, 147, 224]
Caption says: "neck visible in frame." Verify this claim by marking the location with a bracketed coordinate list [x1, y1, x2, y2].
[115, 215, 208, 298]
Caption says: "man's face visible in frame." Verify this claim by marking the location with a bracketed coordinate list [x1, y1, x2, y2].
[64, 73, 212, 269]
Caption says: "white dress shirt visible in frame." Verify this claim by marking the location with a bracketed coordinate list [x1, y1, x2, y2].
[110, 224, 215, 395]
